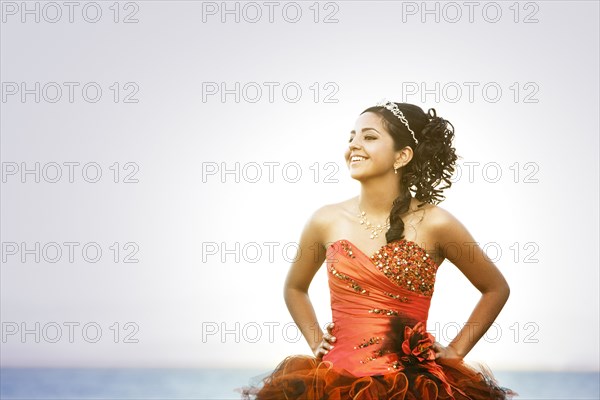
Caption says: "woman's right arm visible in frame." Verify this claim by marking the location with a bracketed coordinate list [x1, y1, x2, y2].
[283, 207, 332, 357]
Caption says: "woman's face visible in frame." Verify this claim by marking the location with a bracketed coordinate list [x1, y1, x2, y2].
[344, 112, 405, 181]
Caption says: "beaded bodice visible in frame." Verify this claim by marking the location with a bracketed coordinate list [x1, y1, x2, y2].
[321, 238, 441, 376]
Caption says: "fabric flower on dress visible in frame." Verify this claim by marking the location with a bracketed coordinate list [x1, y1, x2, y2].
[386, 316, 468, 398]
[400, 321, 437, 364]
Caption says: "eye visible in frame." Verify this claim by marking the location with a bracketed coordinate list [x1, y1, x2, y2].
[365, 135, 376, 140]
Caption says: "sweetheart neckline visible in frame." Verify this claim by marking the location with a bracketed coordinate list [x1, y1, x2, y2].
[327, 238, 440, 269]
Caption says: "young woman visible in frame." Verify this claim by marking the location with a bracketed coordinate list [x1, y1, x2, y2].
[239, 100, 518, 399]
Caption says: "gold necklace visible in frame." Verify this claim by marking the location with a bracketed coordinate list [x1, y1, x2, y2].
[357, 204, 391, 239]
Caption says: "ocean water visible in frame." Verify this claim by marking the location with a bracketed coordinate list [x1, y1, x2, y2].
[1, 368, 598, 400]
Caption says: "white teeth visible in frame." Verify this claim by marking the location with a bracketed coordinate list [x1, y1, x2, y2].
[351, 156, 366, 162]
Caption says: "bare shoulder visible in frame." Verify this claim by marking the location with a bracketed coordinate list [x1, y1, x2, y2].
[421, 203, 473, 246]
[306, 197, 357, 241]
[420, 203, 456, 227]
[309, 197, 356, 224]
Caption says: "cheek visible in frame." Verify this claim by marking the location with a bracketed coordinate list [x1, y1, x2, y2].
[366, 143, 395, 163]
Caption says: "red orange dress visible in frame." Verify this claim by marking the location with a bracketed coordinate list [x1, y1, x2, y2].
[238, 239, 518, 399]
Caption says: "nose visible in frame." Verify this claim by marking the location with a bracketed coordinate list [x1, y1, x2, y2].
[348, 136, 362, 150]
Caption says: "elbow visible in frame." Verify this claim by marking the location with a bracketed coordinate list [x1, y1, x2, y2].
[283, 284, 291, 301]
[283, 282, 290, 302]
[283, 276, 292, 299]
[283, 286, 308, 310]
[283, 283, 306, 301]
[500, 278, 510, 297]
[481, 280, 510, 299]
[504, 283, 511, 300]
[493, 282, 510, 302]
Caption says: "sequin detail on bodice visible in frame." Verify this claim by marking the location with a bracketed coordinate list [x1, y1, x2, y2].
[329, 239, 439, 297]
[369, 239, 438, 297]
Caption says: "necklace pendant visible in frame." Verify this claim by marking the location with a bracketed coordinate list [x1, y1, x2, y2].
[357, 203, 390, 240]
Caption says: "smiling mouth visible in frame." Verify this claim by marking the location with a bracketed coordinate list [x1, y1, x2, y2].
[350, 156, 368, 164]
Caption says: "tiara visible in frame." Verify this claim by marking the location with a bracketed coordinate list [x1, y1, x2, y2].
[376, 98, 418, 145]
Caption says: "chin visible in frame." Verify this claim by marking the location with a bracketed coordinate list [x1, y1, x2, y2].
[348, 169, 369, 181]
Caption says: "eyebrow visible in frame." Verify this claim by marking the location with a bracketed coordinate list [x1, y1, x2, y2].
[349, 128, 381, 134]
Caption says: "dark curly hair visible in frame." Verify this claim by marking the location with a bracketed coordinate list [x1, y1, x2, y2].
[359, 102, 459, 243]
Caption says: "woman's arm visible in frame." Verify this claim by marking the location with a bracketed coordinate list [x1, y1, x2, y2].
[432, 206, 511, 359]
[283, 207, 329, 355]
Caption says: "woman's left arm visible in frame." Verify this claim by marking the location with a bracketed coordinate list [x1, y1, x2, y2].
[431, 206, 511, 359]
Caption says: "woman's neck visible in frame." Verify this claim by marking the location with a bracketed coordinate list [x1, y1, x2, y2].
[357, 177, 404, 219]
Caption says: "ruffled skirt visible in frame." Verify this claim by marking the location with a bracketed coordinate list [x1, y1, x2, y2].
[236, 354, 518, 400]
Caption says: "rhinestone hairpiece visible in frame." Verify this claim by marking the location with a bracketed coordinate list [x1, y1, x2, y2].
[376, 99, 418, 145]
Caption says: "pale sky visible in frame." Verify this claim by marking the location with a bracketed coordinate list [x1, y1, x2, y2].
[1, 1, 598, 373]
